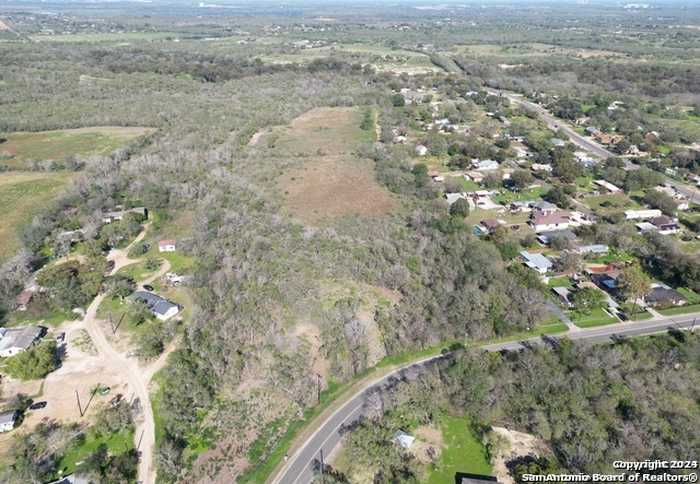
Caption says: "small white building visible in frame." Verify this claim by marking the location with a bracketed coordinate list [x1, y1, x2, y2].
[472, 159, 499, 171]
[445, 192, 468, 206]
[521, 251, 553, 275]
[0, 411, 18, 433]
[158, 240, 177, 253]
[530, 211, 572, 233]
[576, 244, 609, 255]
[625, 209, 662, 220]
[594, 180, 621, 193]
[393, 431, 415, 449]
[531, 163, 553, 172]
[0, 326, 44, 358]
[415, 144, 428, 156]
[550, 138, 566, 148]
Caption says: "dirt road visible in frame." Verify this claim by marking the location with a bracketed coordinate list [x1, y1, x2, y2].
[79, 227, 170, 484]
[83, 293, 157, 483]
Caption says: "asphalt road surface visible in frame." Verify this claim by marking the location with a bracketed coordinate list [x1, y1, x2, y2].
[487, 90, 614, 159]
[272, 313, 699, 484]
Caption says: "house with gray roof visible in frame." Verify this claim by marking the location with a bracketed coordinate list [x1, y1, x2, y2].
[130, 291, 180, 321]
[0, 326, 45, 357]
[520, 251, 553, 275]
[0, 410, 18, 432]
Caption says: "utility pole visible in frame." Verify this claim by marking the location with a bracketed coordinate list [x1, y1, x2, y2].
[75, 390, 83, 417]
[319, 449, 325, 484]
[316, 373, 322, 406]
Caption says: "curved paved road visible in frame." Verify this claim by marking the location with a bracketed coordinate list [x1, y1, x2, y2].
[271, 313, 699, 484]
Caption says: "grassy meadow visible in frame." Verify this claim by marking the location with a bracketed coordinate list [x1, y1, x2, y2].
[0, 172, 74, 261]
[0, 127, 153, 169]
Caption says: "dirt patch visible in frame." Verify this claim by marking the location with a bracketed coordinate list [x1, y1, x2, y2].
[318, 281, 399, 366]
[0, 19, 10, 31]
[281, 155, 396, 225]
[0, 325, 127, 441]
[412, 425, 444, 464]
[293, 322, 330, 381]
[273, 107, 396, 225]
[247, 130, 266, 146]
[490, 426, 549, 484]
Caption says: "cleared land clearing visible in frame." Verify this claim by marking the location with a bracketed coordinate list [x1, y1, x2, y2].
[0, 171, 74, 261]
[0, 126, 154, 169]
[276, 107, 396, 225]
[451, 43, 624, 60]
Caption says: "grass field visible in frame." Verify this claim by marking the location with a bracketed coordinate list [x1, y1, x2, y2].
[582, 193, 639, 214]
[427, 415, 492, 484]
[492, 185, 548, 204]
[628, 310, 653, 321]
[677, 288, 700, 303]
[0, 171, 74, 261]
[569, 307, 618, 328]
[0, 127, 153, 169]
[57, 427, 134, 477]
[275, 107, 397, 225]
[548, 276, 574, 288]
[658, 303, 700, 316]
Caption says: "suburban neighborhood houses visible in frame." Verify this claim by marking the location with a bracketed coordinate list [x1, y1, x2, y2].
[389, 79, 700, 331]
[1, 5, 699, 484]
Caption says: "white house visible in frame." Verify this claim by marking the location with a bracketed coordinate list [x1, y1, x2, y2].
[393, 431, 415, 449]
[445, 192, 468, 206]
[531, 163, 553, 172]
[472, 159, 499, 171]
[521, 251, 553, 275]
[0, 411, 18, 433]
[0, 326, 44, 358]
[550, 138, 566, 148]
[530, 211, 571, 233]
[625, 209, 662, 220]
[576, 244, 609, 255]
[158, 240, 177, 253]
[130, 291, 180, 321]
[594, 179, 621, 193]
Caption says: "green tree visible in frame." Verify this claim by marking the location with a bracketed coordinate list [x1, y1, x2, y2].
[618, 266, 651, 312]
[544, 186, 572, 209]
[107, 274, 136, 300]
[4, 341, 59, 381]
[128, 300, 152, 326]
[360, 109, 373, 131]
[391, 94, 405, 107]
[144, 257, 161, 272]
[137, 322, 166, 359]
[510, 169, 534, 190]
[571, 287, 607, 313]
[643, 190, 677, 216]
[449, 198, 470, 217]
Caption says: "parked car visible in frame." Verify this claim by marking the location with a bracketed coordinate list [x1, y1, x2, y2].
[143, 284, 154, 291]
[29, 401, 47, 410]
